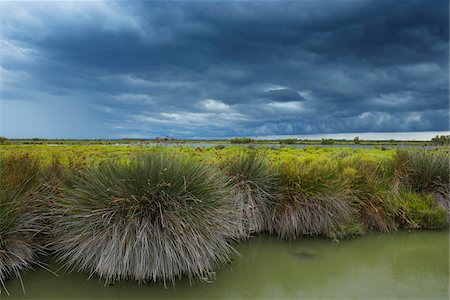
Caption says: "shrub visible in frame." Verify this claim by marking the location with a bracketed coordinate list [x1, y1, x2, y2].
[320, 138, 335, 145]
[230, 137, 253, 144]
[431, 135, 450, 146]
[222, 152, 278, 237]
[0, 156, 46, 295]
[279, 138, 297, 145]
[51, 154, 240, 284]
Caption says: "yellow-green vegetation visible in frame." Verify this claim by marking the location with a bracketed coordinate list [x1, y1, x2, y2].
[0, 145, 448, 287]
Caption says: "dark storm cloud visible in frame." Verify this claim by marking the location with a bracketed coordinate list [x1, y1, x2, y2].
[0, 0, 448, 138]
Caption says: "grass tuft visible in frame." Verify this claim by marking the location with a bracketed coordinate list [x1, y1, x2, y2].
[395, 150, 450, 218]
[0, 155, 46, 295]
[51, 153, 240, 284]
[221, 152, 279, 237]
[272, 159, 355, 239]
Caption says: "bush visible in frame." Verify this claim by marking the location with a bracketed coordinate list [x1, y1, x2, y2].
[230, 137, 253, 144]
[51, 154, 240, 284]
[320, 138, 335, 145]
[222, 152, 278, 237]
[279, 138, 297, 145]
[0, 156, 46, 295]
[431, 135, 450, 146]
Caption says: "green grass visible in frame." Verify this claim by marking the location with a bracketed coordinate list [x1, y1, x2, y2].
[396, 191, 448, 229]
[395, 150, 449, 220]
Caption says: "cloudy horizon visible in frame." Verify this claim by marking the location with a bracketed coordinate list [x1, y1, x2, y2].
[1, 1, 448, 139]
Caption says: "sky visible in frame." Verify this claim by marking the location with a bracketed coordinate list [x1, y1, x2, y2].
[0, 0, 448, 139]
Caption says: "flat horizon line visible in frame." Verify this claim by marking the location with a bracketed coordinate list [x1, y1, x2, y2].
[2, 130, 449, 142]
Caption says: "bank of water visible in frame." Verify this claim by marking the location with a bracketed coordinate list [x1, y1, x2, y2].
[4, 230, 449, 300]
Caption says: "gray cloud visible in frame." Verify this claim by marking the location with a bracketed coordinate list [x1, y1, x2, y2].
[0, 0, 448, 138]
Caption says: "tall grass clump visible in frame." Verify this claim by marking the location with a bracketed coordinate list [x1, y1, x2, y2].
[395, 150, 449, 223]
[0, 156, 46, 294]
[396, 150, 449, 193]
[341, 156, 400, 232]
[221, 152, 278, 237]
[51, 153, 239, 284]
[395, 191, 448, 229]
[272, 157, 356, 239]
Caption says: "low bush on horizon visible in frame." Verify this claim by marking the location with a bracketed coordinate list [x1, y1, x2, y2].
[230, 137, 254, 144]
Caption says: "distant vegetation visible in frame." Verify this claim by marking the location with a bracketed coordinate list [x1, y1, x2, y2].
[431, 135, 450, 146]
[320, 138, 335, 145]
[230, 137, 254, 144]
[279, 138, 297, 144]
[1, 135, 448, 147]
[0, 145, 448, 290]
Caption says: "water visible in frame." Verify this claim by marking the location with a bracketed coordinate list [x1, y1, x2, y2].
[3, 230, 449, 300]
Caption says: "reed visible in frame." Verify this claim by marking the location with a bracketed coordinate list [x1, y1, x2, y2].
[50, 153, 240, 284]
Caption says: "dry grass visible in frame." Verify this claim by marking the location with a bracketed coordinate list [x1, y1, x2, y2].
[50, 153, 240, 284]
[222, 152, 279, 237]
[0, 156, 47, 295]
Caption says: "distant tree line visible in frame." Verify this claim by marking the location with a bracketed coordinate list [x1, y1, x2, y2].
[431, 135, 450, 146]
[230, 137, 254, 144]
[320, 138, 335, 145]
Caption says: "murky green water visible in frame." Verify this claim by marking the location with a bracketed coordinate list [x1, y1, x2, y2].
[3, 230, 449, 300]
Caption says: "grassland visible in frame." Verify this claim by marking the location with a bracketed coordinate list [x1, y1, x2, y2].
[0, 144, 448, 291]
